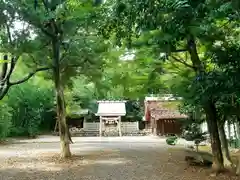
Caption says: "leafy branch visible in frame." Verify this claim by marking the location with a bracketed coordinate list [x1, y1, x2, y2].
[171, 55, 195, 69]
[9, 66, 52, 85]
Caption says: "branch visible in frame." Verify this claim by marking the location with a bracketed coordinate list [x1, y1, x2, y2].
[171, 56, 195, 69]
[0, 61, 8, 80]
[169, 60, 183, 71]
[172, 49, 188, 53]
[6, 23, 13, 46]
[59, 26, 83, 62]
[41, 0, 49, 13]
[60, 50, 68, 62]
[61, 64, 82, 73]
[68, 64, 83, 68]
[0, 57, 17, 100]
[3, 57, 18, 82]
[9, 67, 52, 85]
[40, 25, 55, 38]
[0, 84, 10, 101]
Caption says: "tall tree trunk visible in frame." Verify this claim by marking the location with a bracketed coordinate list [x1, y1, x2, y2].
[236, 158, 240, 176]
[52, 39, 71, 158]
[186, 35, 224, 173]
[236, 117, 240, 139]
[204, 102, 224, 173]
[218, 118, 233, 168]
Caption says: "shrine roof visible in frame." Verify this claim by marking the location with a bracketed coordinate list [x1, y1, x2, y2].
[146, 100, 188, 120]
[151, 109, 188, 119]
[96, 100, 126, 116]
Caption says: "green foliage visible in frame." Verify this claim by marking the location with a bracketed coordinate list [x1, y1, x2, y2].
[183, 121, 207, 146]
[6, 80, 54, 137]
[100, 0, 239, 105]
[0, 103, 12, 139]
[10, 0, 108, 86]
[65, 76, 98, 115]
[65, 76, 144, 122]
[0, 0, 239, 146]
[166, 136, 178, 145]
[123, 100, 143, 122]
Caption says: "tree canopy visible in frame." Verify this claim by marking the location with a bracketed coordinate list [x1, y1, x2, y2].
[0, 0, 239, 174]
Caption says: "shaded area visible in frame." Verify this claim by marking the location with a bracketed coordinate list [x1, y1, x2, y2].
[0, 136, 238, 180]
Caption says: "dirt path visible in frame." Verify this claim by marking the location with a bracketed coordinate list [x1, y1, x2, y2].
[0, 136, 238, 180]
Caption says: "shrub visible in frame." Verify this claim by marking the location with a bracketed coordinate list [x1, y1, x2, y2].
[182, 123, 207, 151]
[6, 81, 54, 137]
[0, 103, 12, 139]
[166, 135, 178, 145]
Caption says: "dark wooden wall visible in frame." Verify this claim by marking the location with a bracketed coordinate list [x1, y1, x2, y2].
[67, 117, 84, 128]
[157, 119, 182, 135]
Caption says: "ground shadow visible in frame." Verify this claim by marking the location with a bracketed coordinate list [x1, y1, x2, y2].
[0, 136, 239, 180]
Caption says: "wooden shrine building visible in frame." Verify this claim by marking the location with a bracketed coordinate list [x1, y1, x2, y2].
[96, 101, 126, 136]
[144, 96, 188, 136]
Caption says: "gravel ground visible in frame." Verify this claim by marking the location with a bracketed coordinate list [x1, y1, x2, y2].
[0, 136, 238, 180]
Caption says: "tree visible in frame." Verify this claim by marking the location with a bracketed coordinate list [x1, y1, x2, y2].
[210, 39, 240, 172]
[100, 0, 240, 173]
[7, 77, 54, 137]
[12, 0, 109, 158]
[0, 1, 52, 100]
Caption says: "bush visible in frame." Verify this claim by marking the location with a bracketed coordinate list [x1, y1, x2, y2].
[166, 135, 178, 145]
[182, 123, 207, 151]
[0, 103, 12, 139]
[6, 81, 54, 137]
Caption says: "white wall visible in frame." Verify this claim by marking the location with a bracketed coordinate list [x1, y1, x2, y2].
[224, 121, 236, 139]
[83, 122, 100, 131]
[201, 121, 238, 139]
[121, 122, 139, 133]
[83, 122, 139, 133]
[201, 121, 208, 133]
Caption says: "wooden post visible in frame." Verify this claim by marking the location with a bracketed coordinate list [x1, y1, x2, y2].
[54, 120, 58, 133]
[162, 120, 165, 136]
[153, 118, 157, 136]
[100, 116, 102, 137]
[151, 117, 157, 136]
[151, 117, 154, 134]
[119, 116, 122, 136]
[82, 116, 86, 129]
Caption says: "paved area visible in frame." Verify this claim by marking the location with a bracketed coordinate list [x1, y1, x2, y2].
[0, 136, 237, 180]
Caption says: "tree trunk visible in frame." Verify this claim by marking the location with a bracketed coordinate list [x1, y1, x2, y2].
[52, 39, 71, 158]
[0, 59, 11, 100]
[204, 102, 224, 173]
[54, 119, 58, 133]
[186, 35, 224, 173]
[236, 117, 240, 139]
[218, 119, 233, 168]
[236, 156, 240, 176]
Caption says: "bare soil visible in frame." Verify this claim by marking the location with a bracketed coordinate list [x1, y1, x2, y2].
[0, 136, 238, 180]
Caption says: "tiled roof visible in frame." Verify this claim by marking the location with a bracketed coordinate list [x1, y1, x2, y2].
[151, 109, 188, 119]
[145, 95, 182, 101]
[145, 100, 188, 120]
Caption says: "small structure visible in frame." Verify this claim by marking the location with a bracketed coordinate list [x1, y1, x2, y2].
[96, 100, 126, 136]
[55, 109, 89, 133]
[144, 95, 188, 136]
[67, 109, 89, 128]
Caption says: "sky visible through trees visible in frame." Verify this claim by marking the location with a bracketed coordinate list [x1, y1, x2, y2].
[0, 0, 239, 177]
